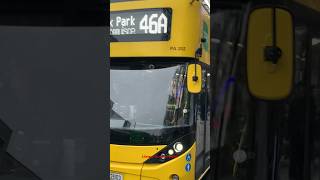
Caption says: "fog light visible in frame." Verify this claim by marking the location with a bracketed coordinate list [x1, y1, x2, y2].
[171, 174, 179, 180]
[173, 142, 183, 153]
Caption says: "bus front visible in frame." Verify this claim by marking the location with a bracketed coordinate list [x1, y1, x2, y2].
[110, 0, 210, 179]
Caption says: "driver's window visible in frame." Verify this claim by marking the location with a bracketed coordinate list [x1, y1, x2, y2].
[164, 65, 191, 126]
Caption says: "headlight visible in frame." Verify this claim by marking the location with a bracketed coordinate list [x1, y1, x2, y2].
[173, 142, 183, 153]
[144, 133, 194, 164]
[168, 149, 174, 155]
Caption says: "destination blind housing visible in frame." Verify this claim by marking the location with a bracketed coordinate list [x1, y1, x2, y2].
[110, 8, 172, 42]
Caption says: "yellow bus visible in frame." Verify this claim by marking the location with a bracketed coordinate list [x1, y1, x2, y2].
[110, 0, 210, 179]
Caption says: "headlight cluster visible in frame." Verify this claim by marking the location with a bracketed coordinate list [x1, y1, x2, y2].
[144, 133, 194, 164]
[173, 142, 184, 153]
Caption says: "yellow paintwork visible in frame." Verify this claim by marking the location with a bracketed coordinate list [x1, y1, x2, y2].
[110, 144, 166, 178]
[247, 8, 293, 100]
[110, 0, 210, 65]
[294, 0, 320, 12]
[110, 144, 166, 164]
[187, 64, 202, 93]
[110, 143, 196, 180]
[111, 161, 142, 179]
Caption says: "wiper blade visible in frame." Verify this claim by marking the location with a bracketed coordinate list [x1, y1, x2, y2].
[110, 108, 136, 128]
[110, 108, 126, 121]
[134, 122, 163, 128]
[110, 119, 132, 128]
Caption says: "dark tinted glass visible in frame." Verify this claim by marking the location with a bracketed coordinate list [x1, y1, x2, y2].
[0, 1, 108, 180]
[211, 4, 320, 180]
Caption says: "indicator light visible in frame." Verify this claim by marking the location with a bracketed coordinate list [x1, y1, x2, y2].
[160, 153, 166, 160]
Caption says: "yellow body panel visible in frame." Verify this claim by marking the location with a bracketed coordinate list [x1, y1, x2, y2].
[110, 144, 166, 163]
[110, 0, 210, 65]
[110, 144, 166, 178]
[110, 143, 196, 180]
[294, 0, 320, 12]
[247, 8, 293, 100]
[111, 161, 142, 179]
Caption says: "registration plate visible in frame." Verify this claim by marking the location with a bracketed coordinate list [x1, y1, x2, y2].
[110, 172, 123, 180]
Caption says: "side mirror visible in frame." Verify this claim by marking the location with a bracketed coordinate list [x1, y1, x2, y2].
[187, 64, 202, 94]
[247, 7, 294, 100]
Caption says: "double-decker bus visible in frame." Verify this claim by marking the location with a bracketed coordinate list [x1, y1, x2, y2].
[210, 0, 320, 180]
[110, 0, 210, 179]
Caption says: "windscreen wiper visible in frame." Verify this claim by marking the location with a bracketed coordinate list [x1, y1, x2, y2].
[110, 100, 136, 128]
[111, 109, 126, 120]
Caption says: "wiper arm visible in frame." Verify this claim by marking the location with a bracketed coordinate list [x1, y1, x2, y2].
[134, 122, 163, 128]
[110, 105, 137, 128]
[110, 118, 132, 128]
[111, 109, 126, 120]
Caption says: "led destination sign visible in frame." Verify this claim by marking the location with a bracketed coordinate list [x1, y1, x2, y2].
[110, 8, 172, 42]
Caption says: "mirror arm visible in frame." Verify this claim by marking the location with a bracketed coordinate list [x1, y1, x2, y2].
[192, 73, 199, 81]
[193, 38, 206, 82]
[264, 46, 282, 64]
[193, 51, 199, 82]
[264, 7, 282, 64]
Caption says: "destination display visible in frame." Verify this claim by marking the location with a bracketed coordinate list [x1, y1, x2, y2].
[110, 8, 172, 42]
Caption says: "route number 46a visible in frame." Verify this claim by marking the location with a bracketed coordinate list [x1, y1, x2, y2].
[139, 13, 168, 34]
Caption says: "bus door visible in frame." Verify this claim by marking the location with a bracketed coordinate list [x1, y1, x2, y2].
[195, 65, 211, 178]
